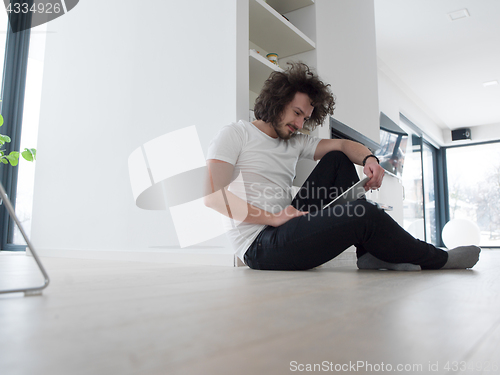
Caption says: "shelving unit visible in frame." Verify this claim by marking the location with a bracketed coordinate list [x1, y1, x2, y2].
[266, 0, 315, 15]
[248, 0, 315, 115]
[249, 0, 315, 59]
[249, 49, 283, 93]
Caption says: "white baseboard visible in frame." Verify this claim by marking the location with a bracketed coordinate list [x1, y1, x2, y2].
[29, 246, 357, 268]
[32, 248, 236, 267]
[321, 246, 357, 268]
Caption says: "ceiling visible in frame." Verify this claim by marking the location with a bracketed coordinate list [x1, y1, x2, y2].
[374, 0, 500, 130]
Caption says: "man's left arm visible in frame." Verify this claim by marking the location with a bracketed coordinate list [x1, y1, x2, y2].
[314, 138, 385, 190]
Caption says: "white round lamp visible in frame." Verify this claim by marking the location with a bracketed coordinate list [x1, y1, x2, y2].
[442, 218, 481, 249]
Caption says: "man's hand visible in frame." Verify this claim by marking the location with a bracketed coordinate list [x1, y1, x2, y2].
[363, 159, 385, 191]
[271, 205, 309, 227]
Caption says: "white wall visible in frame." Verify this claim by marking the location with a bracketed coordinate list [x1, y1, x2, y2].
[31, 0, 247, 263]
[314, 0, 380, 143]
[378, 60, 500, 148]
[378, 59, 445, 146]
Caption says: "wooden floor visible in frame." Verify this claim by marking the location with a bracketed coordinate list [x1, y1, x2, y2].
[1, 249, 500, 375]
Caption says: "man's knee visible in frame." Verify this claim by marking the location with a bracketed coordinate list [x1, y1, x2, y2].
[321, 150, 350, 164]
[318, 150, 358, 181]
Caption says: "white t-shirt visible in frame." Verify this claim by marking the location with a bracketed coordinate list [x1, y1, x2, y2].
[206, 120, 321, 262]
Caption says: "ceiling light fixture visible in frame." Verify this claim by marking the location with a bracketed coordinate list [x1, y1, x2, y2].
[447, 9, 470, 21]
[483, 80, 499, 87]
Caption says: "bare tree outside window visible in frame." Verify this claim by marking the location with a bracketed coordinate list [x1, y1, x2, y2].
[447, 143, 500, 246]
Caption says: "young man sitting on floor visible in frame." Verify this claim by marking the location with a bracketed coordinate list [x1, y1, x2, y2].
[204, 62, 480, 271]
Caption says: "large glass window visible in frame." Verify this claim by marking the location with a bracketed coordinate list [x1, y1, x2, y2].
[398, 116, 440, 245]
[401, 132, 424, 240]
[1, 9, 42, 251]
[422, 141, 437, 245]
[446, 142, 500, 247]
[12, 24, 46, 244]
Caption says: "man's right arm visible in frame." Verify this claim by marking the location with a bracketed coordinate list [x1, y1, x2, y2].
[204, 159, 308, 227]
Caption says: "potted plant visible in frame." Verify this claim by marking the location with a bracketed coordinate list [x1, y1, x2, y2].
[0, 114, 36, 166]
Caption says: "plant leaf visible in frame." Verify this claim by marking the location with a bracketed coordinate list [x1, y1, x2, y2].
[0, 114, 3, 127]
[0, 134, 10, 144]
[21, 148, 34, 161]
[6, 153, 19, 166]
[0, 157, 8, 164]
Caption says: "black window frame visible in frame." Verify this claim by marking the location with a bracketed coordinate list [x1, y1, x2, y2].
[421, 138, 444, 246]
[0, 9, 32, 251]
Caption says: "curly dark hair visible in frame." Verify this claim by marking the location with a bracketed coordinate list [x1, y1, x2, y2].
[253, 62, 335, 132]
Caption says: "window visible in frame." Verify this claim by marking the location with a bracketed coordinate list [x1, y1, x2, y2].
[399, 115, 440, 245]
[401, 132, 424, 240]
[422, 141, 438, 245]
[446, 142, 500, 247]
[0, 9, 42, 251]
[12, 25, 46, 244]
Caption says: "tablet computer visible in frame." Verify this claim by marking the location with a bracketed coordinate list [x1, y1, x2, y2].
[322, 177, 370, 209]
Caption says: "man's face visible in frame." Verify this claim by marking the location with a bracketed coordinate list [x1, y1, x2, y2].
[272, 92, 314, 140]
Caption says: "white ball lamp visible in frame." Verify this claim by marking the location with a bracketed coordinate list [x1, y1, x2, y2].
[442, 218, 481, 249]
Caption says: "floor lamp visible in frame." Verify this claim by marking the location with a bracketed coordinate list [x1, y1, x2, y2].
[0, 181, 49, 296]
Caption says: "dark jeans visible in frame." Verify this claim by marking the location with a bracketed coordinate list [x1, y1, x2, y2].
[244, 151, 448, 270]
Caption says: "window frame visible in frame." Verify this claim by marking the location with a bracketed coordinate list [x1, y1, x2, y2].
[399, 114, 445, 246]
[0, 9, 33, 251]
[421, 138, 442, 246]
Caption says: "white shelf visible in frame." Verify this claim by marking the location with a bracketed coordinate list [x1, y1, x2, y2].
[249, 0, 315, 59]
[249, 49, 283, 93]
[266, 0, 314, 14]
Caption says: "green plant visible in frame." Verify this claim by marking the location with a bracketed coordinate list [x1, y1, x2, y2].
[0, 114, 36, 166]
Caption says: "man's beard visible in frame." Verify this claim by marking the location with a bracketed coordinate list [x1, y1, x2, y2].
[271, 122, 298, 140]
